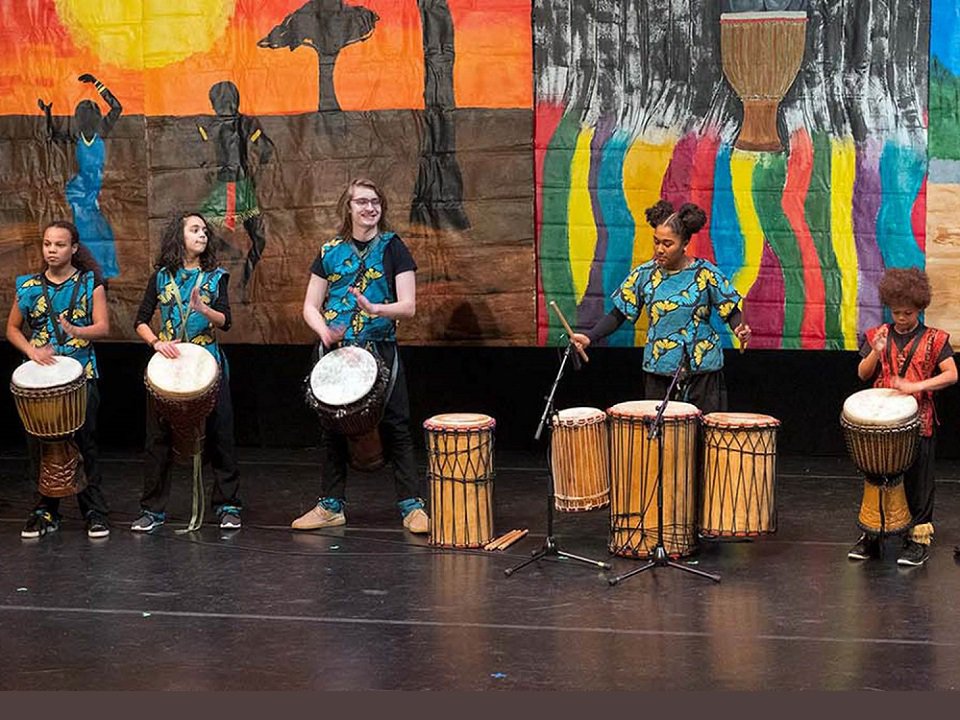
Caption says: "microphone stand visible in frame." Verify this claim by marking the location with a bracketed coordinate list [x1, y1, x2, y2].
[505, 340, 611, 576]
[608, 345, 720, 586]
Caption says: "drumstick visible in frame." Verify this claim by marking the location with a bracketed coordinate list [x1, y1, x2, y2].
[496, 529, 528, 551]
[485, 529, 522, 551]
[549, 301, 590, 364]
[484, 530, 518, 551]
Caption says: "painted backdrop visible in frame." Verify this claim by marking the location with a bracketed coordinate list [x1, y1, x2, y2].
[1, 2, 956, 349]
[536, 0, 933, 350]
[927, 0, 960, 340]
[0, 0, 534, 345]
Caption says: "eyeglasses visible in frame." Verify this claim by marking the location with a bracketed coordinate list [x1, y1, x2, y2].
[351, 198, 381, 208]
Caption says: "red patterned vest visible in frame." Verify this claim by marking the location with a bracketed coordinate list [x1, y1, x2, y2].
[864, 324, 950, 437]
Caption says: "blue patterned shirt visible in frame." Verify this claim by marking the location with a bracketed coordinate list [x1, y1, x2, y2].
[612, 258, 741, 375]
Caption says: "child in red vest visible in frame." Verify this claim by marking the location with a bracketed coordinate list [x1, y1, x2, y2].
[849, 268, 957, 566]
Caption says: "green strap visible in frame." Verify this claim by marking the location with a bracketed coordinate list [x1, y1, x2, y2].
[166, 271, 206, 342]
[175, 453, 205, 534]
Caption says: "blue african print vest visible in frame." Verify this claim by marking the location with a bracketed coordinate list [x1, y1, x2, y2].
[155, 266, 228, 370]
[17, 272, 100, 378]
[612, 258, 741, 375]
[318, 232, 399, 344]
[16, 271, 99, 379]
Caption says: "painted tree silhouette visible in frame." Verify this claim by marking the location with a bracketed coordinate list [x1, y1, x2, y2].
[258, 0, 378, 112]
[410, 0, 468, 230]
[259, 0, 468, 230]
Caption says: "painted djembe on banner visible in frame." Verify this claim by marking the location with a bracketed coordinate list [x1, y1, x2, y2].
[720, 11, 808, 152]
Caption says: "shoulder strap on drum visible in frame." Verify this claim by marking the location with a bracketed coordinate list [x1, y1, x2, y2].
[384, 344, 400, 403]
[167, 271, 206, 342]
[894, 327, 926, 378]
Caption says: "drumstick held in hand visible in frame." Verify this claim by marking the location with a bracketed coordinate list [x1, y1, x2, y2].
[549, 301, 589, 364]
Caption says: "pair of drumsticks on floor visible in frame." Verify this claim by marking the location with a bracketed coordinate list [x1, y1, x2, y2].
[484, 528, 529, 551]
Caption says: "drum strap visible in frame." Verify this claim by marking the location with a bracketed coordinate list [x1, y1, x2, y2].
[175, 454, 205, 535]
[40, 271, 84, 347]
[886, 325, 925, 378]
[385, 344, 400, 403]
[167, 272, 207, 342]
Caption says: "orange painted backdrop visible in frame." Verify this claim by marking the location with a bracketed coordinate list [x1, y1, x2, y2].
[0, 0, 531, 116]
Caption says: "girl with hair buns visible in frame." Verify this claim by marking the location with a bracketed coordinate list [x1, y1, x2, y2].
[571, 200, 751, 414]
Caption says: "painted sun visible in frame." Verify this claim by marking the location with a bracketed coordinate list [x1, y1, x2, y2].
[54, 0, 237, 70]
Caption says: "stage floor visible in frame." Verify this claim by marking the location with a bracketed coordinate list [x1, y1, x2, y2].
[2, 450, 960, 690]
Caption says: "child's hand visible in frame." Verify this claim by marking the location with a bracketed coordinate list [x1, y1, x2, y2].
[890, 376, 921, 395]
[189, 286, 210, 317]
[871, 325, 888, 354]
[153, 340, 181, 359]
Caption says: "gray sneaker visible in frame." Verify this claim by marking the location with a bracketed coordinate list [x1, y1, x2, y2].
[131, 511, 165, 533]
[218, 507, 242, 530]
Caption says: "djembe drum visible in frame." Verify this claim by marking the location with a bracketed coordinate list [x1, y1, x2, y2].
[840, 388, 918, 536]
[11, 356, 88, 497]
[550, 407, 610, 512]
[720, 10, 808, 151]
[144, 344, 221, 461]
[424, 413, 496, 548]
[700, 412, 779, 537]
[608, 400, 700, 558]
[305, 345, 390, 472]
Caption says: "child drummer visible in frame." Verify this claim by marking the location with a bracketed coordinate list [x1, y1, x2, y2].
[850, 268, 956, 566]
[132, 212, 242, 532]
[6, 221, 111, 539]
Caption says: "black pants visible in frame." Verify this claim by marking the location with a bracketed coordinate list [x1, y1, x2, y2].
[29, 381, 109, 519]
[644, 369, 727, 416]
[319, 343, 420, 503]
[140, 377, 242, 513]
[904, 435, 935, 526]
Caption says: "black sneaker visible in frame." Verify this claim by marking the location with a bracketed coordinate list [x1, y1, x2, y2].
[86, 513, 110, 539]
[897, 540, 930, 567]
[21, 510, 60, 539]
[847, 533, 880, 560]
